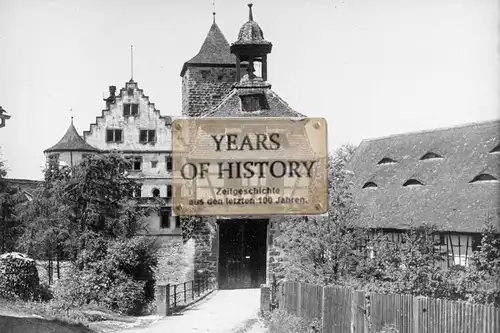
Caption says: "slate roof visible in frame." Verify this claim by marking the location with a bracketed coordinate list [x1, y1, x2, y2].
[203, 76, 304, 118]
[232, 5, 271, 46]
[180, 22, 236, 76]
[45, 120, 99, 153]
[347, 119, 500, 233]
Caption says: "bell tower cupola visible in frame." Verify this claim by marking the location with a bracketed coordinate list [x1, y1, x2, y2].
[230, 3, 273, 82]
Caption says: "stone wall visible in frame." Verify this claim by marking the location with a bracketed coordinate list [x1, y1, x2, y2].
[154, 236, 195, 285]
[181, 66, 238, 117]
[192, 217, 219, 285]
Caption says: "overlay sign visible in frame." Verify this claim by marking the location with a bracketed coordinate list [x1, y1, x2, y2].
[172, 117, 328, 216]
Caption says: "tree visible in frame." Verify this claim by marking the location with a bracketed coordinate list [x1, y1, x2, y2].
[17, 153, 161, 312]
[273, 143, 366, 285]
[456, 221, 500, 306]
[0, 149, 25, 253]
[358, 224, 454, 298]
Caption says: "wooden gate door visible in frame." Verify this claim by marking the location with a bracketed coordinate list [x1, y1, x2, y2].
[218, 220, 268, 289]
[219, 221, 249, 289]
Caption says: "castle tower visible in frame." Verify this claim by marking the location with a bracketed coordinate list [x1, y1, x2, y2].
[180, 13, 239, 117]
[44, 118, 99, 167]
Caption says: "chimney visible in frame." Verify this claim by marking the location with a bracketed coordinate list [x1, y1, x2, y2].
[105, 86, 117, 109]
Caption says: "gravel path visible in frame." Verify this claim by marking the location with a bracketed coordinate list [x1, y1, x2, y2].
[120, 288, 267, 333]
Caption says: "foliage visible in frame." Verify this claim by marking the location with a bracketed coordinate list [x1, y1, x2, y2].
[454, 222, 500, 306]
[0, 252, 40, 301]
[0, 149, 26, 252]
[378, 324, 400, 333]
[16, 153, 160, 314]
[265, 308, 309, 333]
[273, 143, 366, 285]
[358, 224, 455, 299]
[52, 236, 157, 314]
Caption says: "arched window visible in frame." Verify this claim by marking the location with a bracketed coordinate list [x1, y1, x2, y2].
[362, 182, 378, 189]
[420, 152, 443, 160]
[403, 179, 424, 187]
[152, 188, 160, 197]
[378, 157, 397, 165]
[469, 174, 498, 183]
[490, 144, 500, 154]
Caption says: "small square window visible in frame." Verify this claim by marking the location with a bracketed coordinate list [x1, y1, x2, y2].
[124, 103, 139, 117]
[160, 209, 171, 229]
[165, 153, 172, 172]
[106, 129, 123, 143]
[139, 130, 156, 144]
[131, 156, 142, 171]
[151, 161, 158, 168]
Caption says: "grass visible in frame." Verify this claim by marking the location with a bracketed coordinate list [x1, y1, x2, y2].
[0, 298, 157, 333]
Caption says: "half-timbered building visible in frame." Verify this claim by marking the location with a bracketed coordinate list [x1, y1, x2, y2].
[347, 120, 500, 267]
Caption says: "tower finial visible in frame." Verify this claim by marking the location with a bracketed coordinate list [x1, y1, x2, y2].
[248, 3, 253, 21]
[212, 0, 216, 23]
[130, 45, 134, 80]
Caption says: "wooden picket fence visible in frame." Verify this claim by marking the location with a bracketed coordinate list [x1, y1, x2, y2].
[275, 281, 500, 333]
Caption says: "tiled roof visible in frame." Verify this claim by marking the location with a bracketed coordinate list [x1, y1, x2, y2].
[190, 77, 310, 160]
[180, 23, 236, 76]
[203, 76, 305, 118]
[347, 119, 500, 233]
[232, 3, 271, 46]
[45, 121, 99, 153]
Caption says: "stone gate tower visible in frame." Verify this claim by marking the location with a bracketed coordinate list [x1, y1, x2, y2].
[180, 13, 240, 117]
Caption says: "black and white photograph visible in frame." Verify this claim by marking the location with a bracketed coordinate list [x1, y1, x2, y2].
[0, 0, 498, 332]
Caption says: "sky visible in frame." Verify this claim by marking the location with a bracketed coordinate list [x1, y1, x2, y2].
[0, 0, 498, 180]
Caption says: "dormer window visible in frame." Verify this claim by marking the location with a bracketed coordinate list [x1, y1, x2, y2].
[362, 182, 378, 189]
[469, 174, 498, 183]
[420, 152, 443, 160]
[378, 157, 397, 165]
[489, 144, 500, 154]
[123, 103, 139, 117]
[240, 94, 269, 112]
[403, 179, 424, 187]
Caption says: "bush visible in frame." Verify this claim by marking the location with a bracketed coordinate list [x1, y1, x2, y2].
[36, 282, 53, 302]
[265, 309, 309, 333]
[378, 324, 400, 333]
[52, 236, 156, 314]
[0, 252, 40, 301]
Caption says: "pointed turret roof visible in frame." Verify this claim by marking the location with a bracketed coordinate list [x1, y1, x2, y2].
[180, 22, 236, 76]
[44, 119, 99, 153]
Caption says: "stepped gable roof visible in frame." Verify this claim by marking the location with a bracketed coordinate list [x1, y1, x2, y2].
[180, 22, 236, 76]
[347, 119, 500, 233]
[83, 79, 171, 139]
[45, 119, 99, 153]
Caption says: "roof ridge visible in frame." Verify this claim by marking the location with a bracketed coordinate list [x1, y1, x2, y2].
[363, 118, 500, 143]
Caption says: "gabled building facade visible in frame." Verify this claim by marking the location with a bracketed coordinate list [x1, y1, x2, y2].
[347, 120, 500, 267]
[44, 80, 180, 241]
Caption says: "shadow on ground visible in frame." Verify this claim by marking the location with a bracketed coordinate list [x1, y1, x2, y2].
[0, 315, 95, 333]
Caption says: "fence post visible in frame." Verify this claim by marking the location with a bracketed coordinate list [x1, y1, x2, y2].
[173, 284, 177, 308]
[184, 282, 187, 304]
[297, 282, 302, 317]
[413, 296, 421, 333]
[321, 286, 327, 333]
[156, 285, 166, 317]
[197, 279, 200, 296]
[192, 280, 195, 300]
[165, 284, 170, 316]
